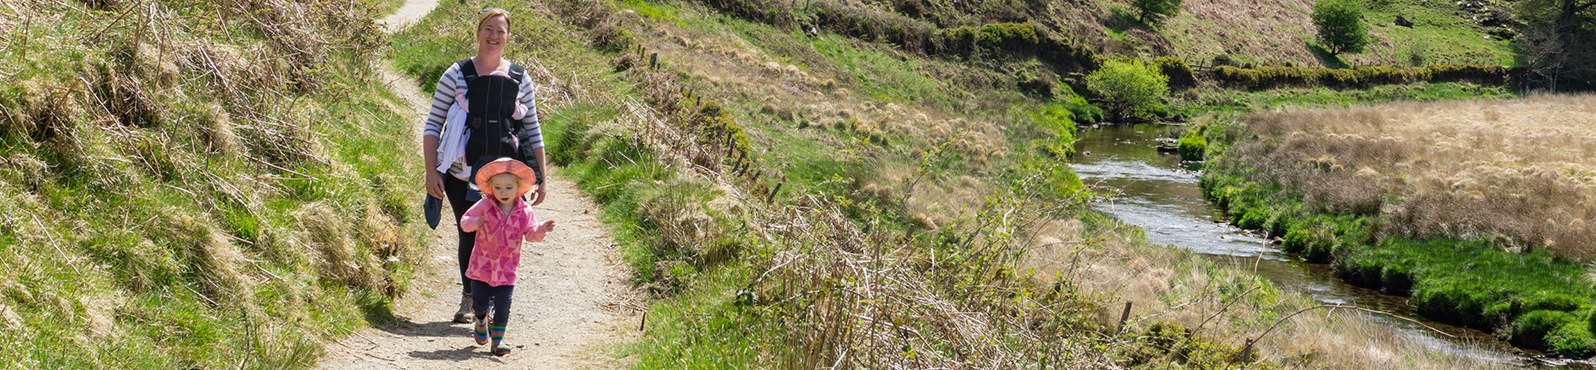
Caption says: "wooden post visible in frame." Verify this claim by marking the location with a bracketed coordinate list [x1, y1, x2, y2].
[765, 182, 783, 203]
[1116, 301, 1133, 334]
[639, 311, 647, 331]
[649, 53, 657, 70]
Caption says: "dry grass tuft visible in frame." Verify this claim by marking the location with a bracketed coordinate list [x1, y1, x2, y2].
[295, 201, 384, 292]
[748, 188, 1126, 368]
[161, 211, 255, 303]
[1232, 94, 1596, 258]
[1025, 215, 1505, 369]
[196, 102, 240, 155]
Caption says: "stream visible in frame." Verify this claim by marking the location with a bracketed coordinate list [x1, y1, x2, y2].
[1069, 123, 1583, 368]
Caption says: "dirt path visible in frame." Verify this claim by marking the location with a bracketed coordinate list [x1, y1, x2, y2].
[314, 5, 640, 369]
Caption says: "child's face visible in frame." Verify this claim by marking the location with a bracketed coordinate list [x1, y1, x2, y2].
[489, 173, 520, 206]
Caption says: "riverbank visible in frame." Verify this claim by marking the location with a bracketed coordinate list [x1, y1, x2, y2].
[1071, 123, 1552, 367]
[1197, 96, 1596, 359]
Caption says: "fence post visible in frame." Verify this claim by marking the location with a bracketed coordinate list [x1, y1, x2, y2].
[765, 182, 783, 203]
[649, 53, 657, 70]
[1116, 301, 1133, 334]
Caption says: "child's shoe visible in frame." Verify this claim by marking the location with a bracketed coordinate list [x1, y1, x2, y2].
[490, 325, 510, 356]
[473, 319, 490, 345]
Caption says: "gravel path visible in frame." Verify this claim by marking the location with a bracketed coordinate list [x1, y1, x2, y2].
[313, 5, 641, 369]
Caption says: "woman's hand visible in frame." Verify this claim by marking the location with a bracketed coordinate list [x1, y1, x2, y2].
[423, 135, 444, 199]
[528, 182, 547, 206]
[425, 170, 446, 199]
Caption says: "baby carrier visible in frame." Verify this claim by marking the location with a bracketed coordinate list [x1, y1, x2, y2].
[459, 58, 543, 186]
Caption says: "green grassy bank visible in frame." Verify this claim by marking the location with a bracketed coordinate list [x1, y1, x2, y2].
[0, 0, 424, 367]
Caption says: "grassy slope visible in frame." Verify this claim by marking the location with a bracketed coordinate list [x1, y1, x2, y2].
[0, 0, 423, 367]
[1147, 0, 1515, 67]
[394, 0, 1521, 367]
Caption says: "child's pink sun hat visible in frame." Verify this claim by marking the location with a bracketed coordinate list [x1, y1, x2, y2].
[475, 158, 538, 198]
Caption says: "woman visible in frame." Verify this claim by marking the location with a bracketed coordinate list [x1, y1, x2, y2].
[422, 8, 548, 324]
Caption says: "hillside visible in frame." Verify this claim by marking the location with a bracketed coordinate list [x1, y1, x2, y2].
[1157, 0, 1517, 67]
[0, 0, 423, 367]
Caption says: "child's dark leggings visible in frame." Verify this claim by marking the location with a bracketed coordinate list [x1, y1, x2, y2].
[443, 172, 476, 296]
[469, 280, 514, 326]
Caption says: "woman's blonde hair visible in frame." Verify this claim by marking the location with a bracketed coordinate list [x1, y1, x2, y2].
[477, 8, 512, 32]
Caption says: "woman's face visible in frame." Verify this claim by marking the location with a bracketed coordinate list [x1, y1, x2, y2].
[476, 15, 509, 55]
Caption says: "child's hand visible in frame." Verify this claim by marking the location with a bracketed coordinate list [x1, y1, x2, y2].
[524, 220, 555, 242]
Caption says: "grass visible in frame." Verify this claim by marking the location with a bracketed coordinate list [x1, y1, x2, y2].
[0, 0, 423, 367]
[1199, 94, 1596, 357]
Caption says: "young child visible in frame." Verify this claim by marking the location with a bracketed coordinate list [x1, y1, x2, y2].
[459, 158, 555, 356]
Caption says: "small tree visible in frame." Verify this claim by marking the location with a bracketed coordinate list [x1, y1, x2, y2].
[1132, 0, 1183, 25]
[1312, 0, 1370, 55]
[1086, 59, 1169, 121]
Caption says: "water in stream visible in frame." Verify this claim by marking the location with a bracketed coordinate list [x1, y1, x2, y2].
[1069, 123, 1583, 368]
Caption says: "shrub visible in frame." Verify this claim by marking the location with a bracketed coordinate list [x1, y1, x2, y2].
[1131, 0, 1182, 25]
[1426, 64, 1511, 84]
[1210, 63, 1511, 90]
[1152, 56, 1195, 89]
[1086, 59, 1169, 120]
[590, 24, 634, 52]
[977, 23, 1040, 57]
[1311, 0, 1370, 55]
[1316, 68, 1360, 87]
[1213, 65, 1258, 88]
[935, 26, 980, 59]
[1176, 126, 1206, 161]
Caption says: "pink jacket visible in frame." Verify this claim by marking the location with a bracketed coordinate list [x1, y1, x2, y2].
[462, 198, 549, 286]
